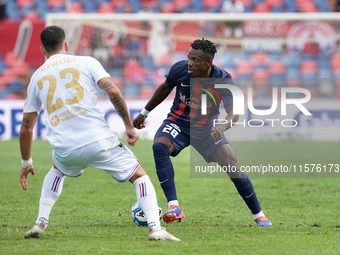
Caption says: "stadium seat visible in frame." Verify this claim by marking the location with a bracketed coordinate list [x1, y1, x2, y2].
[286, 68, 300, 78]
[252, 69, 269, 89]
[317, 68, 332, 78]
[98, 2, 114, 13]
[68, 2, 84, 12]
[5, 2, 22, 19]
[269, 61, 285, 75]
[220, 53, 236, 69]
[253, 0, 264, 5]
[203, 0, 221, 12]
[48, 0, 65, 8]
[253, 3, 270, 12]
[300, 3, 318, 12]
[139, 54, 155, 70]
[272, 6, 283, 12]
[52, 5, 66, 13]
[190, 0, 204, 12]
[285, 52, 301, 68]
[300, 60, 318, 75]
[83, 0, 97, 13]
[266, 0, 283, 7]
[331, 53, 340, 68]
[17, 0, 34, 8]
[252, 52, 269, 66]
[0, 68, 18, 85]
[20, 5, 35, 16]
[236, 61, 252, 76]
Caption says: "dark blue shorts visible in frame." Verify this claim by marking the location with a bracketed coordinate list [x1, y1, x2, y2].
[154, 119, 229, 163]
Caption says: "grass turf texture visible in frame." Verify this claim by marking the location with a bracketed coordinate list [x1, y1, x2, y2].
[1, 139, 340, 255]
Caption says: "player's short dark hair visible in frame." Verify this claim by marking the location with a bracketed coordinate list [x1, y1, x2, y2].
[191, 38, 217, 60]
[40, 26, 65, 54]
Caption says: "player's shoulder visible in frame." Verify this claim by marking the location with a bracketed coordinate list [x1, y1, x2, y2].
[212, 63, 232, 78]
[168, 60, 188, 77]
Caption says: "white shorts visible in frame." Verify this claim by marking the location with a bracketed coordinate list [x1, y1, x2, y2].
[51, 135, 140, 182]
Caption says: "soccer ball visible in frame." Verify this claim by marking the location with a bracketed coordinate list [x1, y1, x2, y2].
[131, 202, 162, 227]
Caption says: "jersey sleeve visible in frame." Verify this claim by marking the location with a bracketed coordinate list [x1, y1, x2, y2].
[88, 57, 110, 83]
[219, 75, 235, 108]
[164, 63, 178, 89]
[23, 75, 42, 114]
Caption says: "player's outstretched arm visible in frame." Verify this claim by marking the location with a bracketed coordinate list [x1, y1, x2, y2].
[211, 105, 239, 141]
[19, 112, 38, 190]
[98, 77, 138, 146]
[133, 82, 172, 129]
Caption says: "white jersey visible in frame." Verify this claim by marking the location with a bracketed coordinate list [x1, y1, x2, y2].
[24, 54, 113, 152]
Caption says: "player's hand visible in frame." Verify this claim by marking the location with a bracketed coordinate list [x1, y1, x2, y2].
[211, 126, 225, 141]
[20, 165, 35, 190]
[133, 114, 147, 129]
[125, 126, 139, 146]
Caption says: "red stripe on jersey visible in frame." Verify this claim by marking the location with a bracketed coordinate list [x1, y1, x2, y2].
[195, 106, 210, 128]
[187, 82, 202, 121]
[169, 101, 187, 121]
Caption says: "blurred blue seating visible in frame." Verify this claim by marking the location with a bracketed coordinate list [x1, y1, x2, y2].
[286, 68, 300, 78]
[285, 53, 301, 68]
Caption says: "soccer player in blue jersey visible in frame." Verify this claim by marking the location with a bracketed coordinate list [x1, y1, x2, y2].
[133, 38, 271, 227]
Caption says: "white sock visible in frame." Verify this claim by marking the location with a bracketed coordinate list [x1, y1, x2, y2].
[35, 167, 65, 226]
[253, 210, 265, 220]
[168, 200, 179, 208]
[133, 175, 161, 230]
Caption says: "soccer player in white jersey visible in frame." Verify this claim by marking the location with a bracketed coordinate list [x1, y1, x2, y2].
[19, 25, 180, 241]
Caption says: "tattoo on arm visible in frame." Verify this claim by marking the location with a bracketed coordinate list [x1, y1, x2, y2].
[22, 117, 30, 128]
[100, 80, 114, 92]
[110, 97, 130, 126]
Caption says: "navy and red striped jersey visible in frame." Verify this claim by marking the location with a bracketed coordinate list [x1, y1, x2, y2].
[164, 60, 234, 130]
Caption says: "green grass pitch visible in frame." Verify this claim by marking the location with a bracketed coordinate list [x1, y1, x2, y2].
[1, 139, 340, 254]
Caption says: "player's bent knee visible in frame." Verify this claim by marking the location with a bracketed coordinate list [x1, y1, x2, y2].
[152, 142, 171, 157]
[129, 166, 146, 183]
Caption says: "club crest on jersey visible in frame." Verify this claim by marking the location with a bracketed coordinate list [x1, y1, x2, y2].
[50, 115, 60, 126]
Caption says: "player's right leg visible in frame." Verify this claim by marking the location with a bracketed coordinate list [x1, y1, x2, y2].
[153, 120, 190, 223]
[24, 166, 66, 239]
[129, 167, 180, 241]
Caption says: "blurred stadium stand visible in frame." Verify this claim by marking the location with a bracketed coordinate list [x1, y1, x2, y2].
[0, 0, 339, 99]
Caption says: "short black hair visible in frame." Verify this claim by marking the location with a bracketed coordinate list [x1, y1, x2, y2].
[40, 26, 65, 54]
[191, 38, 217, 60]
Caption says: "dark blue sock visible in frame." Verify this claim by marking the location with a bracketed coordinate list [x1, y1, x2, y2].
[153, 143, 177, 202]
[231, 172, 262, 214]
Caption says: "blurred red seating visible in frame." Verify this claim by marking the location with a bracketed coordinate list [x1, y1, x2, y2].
[300, 60, 317, 75]
[252, 69, 269, 88]
[48, 0, 64, 7]
[269, 61, 285, 75]
[266, 0, 283, 7]
[17, 0, 34, 7]
[236, 61, 252, 75]
[98, 2, 114, 13]
[68, 2, 84, 13]
[253, 3, 270, 12]
[252, 52, 269, 66]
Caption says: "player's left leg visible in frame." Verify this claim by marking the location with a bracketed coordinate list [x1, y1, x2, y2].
[210, 144, 272, 227]
[24, 166, 66, 238]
